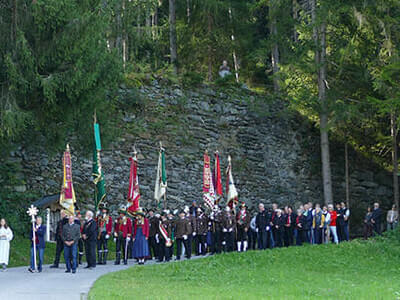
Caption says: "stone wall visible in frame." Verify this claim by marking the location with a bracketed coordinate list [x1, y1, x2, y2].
[2, 83, 395, 232]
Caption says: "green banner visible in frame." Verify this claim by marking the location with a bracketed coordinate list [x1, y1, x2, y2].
[161, 150, 167, 184]
[93, 122, 106, 210]
[94, 123, 101, 151]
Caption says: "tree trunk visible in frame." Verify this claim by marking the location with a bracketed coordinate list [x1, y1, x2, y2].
[152, 5, 158, 40]
[391, 112, 399, 211]
[207, 13, 213, 82]
[146, 6, 151, 37]
[270, 0, 280, 92]
[115, 0, 122, 55]
[345, 140, 350, 230]
[169, 0, 178, 74]
[345, 141, 350, 208]
[292, 0, 298, 42]
[228, 6, 239, 82]
[11, 0, 17, 43]
[137, 5, 141, 36]
[186, 0, 190, 23]
[312, 0, 333, 205]
[122, 0, 126, 69]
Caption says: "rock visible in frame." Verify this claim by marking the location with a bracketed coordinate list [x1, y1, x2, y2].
[123, 115, 133, 123]
[202, 87, 216, 97]
[14, 185, 27, 193]
[40, 158, 49, 166]
[46, 179, 58, 187]
[0, 84, 393, 234]
[174, 89, 183, 97]
[360, 181, 378, 188]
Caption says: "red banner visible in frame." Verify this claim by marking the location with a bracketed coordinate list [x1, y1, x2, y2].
[203, 153, 211, 193]
[59, 144, 76, 215]
[214, 152, 223, 197]
[127, 155, 140, 215]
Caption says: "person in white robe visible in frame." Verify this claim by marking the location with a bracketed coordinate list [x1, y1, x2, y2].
[0, 218, 13, 271]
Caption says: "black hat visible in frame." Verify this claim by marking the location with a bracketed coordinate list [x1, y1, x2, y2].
[103, 204, 110, 212]
[136, 207, 145, 217]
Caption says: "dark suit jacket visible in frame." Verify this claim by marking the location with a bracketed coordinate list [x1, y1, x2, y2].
[82, 219, 98, 242]
[371, 208, 382, 225]
[256, 211, 268, 232]
[30, 224, 46, 248]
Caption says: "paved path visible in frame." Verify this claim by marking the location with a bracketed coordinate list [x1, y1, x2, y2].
[0, 257, 203, 300]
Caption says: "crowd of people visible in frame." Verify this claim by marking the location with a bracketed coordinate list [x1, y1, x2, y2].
[0, 200, 397, 273]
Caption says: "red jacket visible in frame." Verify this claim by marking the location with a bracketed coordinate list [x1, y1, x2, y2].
[133, 218, 149, 239]
[114, 217, 132, 238]
[97, 215, 113, 235]
[329, 211, 337, 226]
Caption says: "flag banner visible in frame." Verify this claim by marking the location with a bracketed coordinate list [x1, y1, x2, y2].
[94, 123, 101, 151]
[92, 116, 106, 211]
[59, 144, 76, 215]
[154, 147, 167, 203]
[203, 152, 215, 209]
[226, 155, 238, 208]
[214, 151, 223, 199]
[127, 154, 140, 215]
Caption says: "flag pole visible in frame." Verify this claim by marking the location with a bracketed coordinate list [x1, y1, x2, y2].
[27, 205, 38, 272]
[160, 141, 167, 210]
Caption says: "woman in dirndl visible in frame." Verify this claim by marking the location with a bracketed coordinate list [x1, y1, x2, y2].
[132, 208, 150, 265]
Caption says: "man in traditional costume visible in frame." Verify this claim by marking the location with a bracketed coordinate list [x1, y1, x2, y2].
[114, 207, 132, 265]
[195, 208, 208, 255]
[174, 210, 191, 260]
[222, 206, 236, 252]
[96, 204, 112, 265]
[236, 202, 251, 252]
[158, 212, 173, 262]
[184, 206, 196, 259]
[210, 205, 223, 254]
[147, 208, 159, 260]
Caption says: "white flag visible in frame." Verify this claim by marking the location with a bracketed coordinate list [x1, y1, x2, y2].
[154, 149, 167, 202]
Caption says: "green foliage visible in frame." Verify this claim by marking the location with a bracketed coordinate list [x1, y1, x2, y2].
[181, 71, 204, 88]
[1, 0, 122, 151]
[0, 161, 38, 236]
[0, 0, 400, 180]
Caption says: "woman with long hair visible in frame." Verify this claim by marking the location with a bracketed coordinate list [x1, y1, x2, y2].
[0, 218, 13, 271]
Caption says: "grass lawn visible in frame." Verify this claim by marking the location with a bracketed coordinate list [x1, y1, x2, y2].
[89, 231, 400, 300]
